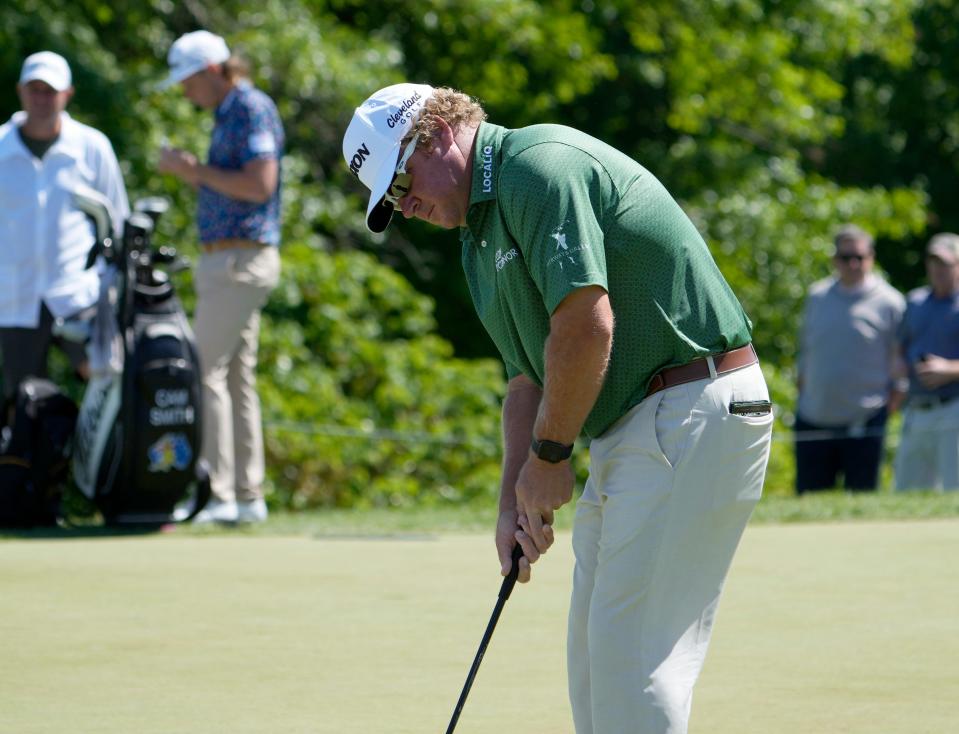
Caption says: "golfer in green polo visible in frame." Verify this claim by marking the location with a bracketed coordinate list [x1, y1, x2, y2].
[343, 83, 774, 734]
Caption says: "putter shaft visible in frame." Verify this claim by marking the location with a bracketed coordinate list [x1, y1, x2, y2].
[444, 545, 523, 734]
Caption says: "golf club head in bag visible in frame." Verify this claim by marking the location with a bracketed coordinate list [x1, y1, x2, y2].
[71, 190, 210, 526]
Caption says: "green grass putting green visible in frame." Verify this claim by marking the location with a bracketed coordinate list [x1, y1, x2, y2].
[2, 518, 957, 733]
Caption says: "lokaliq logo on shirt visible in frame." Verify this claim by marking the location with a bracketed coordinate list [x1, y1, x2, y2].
[547, 221, 590, 270]
[482, 145, 494, 193]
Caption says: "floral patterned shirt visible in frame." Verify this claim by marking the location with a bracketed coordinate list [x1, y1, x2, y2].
[198, 81, 284, 245]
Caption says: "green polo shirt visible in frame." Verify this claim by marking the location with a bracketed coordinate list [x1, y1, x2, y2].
[461, 122, 753, 439]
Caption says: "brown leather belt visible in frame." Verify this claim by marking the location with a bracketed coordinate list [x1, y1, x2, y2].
[645, 344, 758, 398]
[201, 238, 267, 254]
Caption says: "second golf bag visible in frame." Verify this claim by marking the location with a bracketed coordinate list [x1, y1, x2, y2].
[71, 189, 210, 524]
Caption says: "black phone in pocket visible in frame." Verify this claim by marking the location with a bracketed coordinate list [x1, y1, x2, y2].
[729, 400, 772, 416]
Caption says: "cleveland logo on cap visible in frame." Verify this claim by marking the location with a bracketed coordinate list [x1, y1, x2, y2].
[386, 92, 424, 129]
[341, 82, 436, 233]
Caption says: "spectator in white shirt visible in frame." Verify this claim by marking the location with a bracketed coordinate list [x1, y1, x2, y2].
[0, 51, 129, 415]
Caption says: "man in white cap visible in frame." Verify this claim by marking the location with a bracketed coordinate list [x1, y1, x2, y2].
[342, 84, 773, 734]
[158, 31, 284, 524]
[895, 233, 959, 490]
[0, 51, 129, 418]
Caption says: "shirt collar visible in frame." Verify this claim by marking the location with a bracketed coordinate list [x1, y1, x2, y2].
[468, 122, 506, 206]
[836, 273, 878, 296]
[462, 123, 506, 244]
[0, 111, 84, 161]
[215, 81, 250, 120]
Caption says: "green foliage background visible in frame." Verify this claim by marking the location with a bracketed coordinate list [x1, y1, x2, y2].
[3, 0, 952, 505]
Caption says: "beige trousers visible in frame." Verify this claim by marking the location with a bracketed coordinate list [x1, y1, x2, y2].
[894, 398, 959, 491]
[568, 363, 772, 734]
[194, 246, 280, 503]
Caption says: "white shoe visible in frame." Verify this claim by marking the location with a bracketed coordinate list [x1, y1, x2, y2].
[172, 494, 204, 522]
[192, 499, 239, 524]
[237, 498, 268, 524]
[172, 501, 191, 522]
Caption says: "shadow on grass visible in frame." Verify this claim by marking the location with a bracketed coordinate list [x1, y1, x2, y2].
[4, 492, 958, 541]
[0, 520, 176, 540]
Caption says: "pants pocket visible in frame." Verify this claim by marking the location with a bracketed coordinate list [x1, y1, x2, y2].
[653, 386, 693, 469]
[597, 388, 693, 470]
[230, 248, 280, 289]
[711, 411, 774, 509]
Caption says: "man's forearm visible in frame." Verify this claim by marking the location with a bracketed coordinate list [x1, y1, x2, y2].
[534, 287, 614, 445]
[500, 377, 541, 512]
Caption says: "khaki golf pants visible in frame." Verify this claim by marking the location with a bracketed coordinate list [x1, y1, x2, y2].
[568, 363, 772, 734]
[894, 398, 959, 491]
[194, 245, 280, 503]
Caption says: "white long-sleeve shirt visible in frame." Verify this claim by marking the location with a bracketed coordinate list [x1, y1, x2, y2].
[0, 110, 129, 327]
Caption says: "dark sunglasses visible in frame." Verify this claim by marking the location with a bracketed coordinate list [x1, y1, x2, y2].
[835, 253, 868, 263]
[384, 134, 419, 207]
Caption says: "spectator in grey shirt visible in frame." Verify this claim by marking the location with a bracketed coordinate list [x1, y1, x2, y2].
[795, 225, 906, 492]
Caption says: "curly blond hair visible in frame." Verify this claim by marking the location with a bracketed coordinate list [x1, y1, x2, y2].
[402, 87, 487, 148]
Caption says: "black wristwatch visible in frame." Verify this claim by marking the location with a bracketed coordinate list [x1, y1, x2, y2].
[530, 437, 574, 463]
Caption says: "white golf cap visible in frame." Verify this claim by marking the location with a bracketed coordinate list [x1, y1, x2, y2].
[927, 233, 959, 265]
[161, 30, 230, 89]
[19, 51, 72, 92]
[342, 83, 434, 233]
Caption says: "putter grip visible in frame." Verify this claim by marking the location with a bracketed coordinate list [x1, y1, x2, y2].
[499, 545, 524, 602]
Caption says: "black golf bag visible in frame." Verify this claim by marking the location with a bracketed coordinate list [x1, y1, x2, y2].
[0, 377, 79, 527]
[71, 189, 210, 525]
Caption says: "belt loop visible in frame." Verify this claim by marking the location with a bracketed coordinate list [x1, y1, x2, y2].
[706, 355, 718, 379]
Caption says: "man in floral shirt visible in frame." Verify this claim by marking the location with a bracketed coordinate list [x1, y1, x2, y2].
[159, 30, 283, 524]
